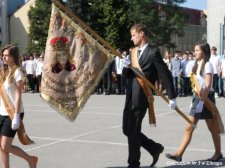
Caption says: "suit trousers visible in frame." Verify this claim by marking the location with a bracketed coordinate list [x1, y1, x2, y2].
[122, 102, 162, 167]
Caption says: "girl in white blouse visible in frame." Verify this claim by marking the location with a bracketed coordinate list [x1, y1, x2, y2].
[166, 42, 223, 162]
[0, 45, 38, 168]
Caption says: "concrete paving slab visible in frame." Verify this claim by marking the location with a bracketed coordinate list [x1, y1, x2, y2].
[10, 93, 225, 168]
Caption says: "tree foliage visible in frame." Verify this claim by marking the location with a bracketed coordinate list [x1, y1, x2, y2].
[65, 0, 131, 50]
[27, 0, 52, 53]
[27, 0, 65, 54]
[27, 0, 187, 53]
[88, 0, 130, 49]
[128, 0, 187, 47]
[65, 0, 187, 49]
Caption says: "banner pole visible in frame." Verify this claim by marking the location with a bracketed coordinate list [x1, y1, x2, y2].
[129, 66, 196, 129]
[53, 0, 196, 128]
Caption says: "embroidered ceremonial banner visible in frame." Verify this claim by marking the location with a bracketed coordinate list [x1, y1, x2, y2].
[41, 1, 116, 121]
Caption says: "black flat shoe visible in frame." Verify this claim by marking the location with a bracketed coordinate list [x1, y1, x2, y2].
[207, 154, 223, 162]
[165, 153, 182, 162]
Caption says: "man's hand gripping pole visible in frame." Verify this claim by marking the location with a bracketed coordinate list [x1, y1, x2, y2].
[129, 66, 196, 129]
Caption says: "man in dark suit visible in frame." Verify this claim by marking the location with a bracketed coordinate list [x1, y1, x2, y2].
[122, 23, 177, 168]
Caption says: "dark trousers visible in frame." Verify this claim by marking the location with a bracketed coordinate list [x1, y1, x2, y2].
[213, 74, 219, 94]
[116, 74, 126, 94]
[27, 74, 34, 91]
[37, 74, 42, 92]
[122, 101, 161, 167]
[103, 63, 114, 94]
[181, 77, 191, 96]
[218, 75, 224, 96]
[173, 77, 182, 96]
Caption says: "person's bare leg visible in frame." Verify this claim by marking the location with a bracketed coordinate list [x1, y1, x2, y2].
[171, 116, 198, 157]
[1, 136, 38, 168]
[0, 136, 13, 168]
[10, 145, 38, 168]
[0, 149, 9, 168]
[205, 119, 222, 160]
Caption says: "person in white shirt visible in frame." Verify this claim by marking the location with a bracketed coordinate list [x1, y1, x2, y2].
[36, 53, 44, 93]
[25, 54, 36, 93]
[180, 52, 190, 96]
[0, 45, 38, 168]
[114, 49, 126, 95]
[220, 57, 225, 97]
[218, 49, 225, 97]
[122, 23, 177, 168]
[209, 47, 220, 97]
[186, 52, 196, 95]
[166, 41, 223, 162]
[163, 51, 172, 70]
[171, 51, 182, 96]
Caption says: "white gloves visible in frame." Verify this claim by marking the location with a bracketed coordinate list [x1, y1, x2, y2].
[122, 57, 131, 67]
[11, 113, 21, 130]
[196, 100, 204, 113]
[169, 98, 177, 110]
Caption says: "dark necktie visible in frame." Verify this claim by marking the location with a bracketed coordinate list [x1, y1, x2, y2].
[138, 49, 141, 59]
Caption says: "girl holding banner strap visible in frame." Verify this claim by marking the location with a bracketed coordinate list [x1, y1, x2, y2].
[166, 41, 223, 162]
[0, 45, 38, 168]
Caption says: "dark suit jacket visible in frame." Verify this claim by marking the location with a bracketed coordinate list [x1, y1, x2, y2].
[123, 44, 176, 112]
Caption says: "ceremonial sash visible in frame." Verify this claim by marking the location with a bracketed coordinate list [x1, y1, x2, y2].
[190, 73, 224, 134]
[131, 48, 156, 126]
[0, 77, 33, 145]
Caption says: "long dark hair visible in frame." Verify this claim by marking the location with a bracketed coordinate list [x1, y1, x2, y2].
[192, 41, 211, 76]
[1, 45, 21, 83]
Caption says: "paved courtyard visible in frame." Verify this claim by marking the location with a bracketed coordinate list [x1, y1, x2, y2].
[10, 93, 225, 168]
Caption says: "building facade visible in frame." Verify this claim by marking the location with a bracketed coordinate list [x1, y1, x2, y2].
[9, 0, 35, 53]
[169, 8, 207, 53]
[207, 0, 225, 55]
[0, 0, 25, 47]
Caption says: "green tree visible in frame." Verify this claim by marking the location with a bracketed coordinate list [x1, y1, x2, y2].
[65, 0, 131, 50]
[88, 0, 131, 49]
[64, 0, 92, 23]
[128, 0, 187, 48]
[64, 0, 187, 50]
[27, 0, 65, 54]
[27, 0, 187, 53]
[27, 0, 52, 53]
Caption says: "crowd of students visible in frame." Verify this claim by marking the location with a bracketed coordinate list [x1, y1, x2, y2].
[1, 46, 224, 98]
[20, 52, 44, 93]
[94, 46, 225, 99]
[162, 47, 225, 98]
[95, 49, 128, 95]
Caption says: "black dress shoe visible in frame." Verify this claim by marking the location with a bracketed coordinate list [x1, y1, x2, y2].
[150, 146, 164, 167]
[207, 154, 223, 161]
[165, 153, 182, 162]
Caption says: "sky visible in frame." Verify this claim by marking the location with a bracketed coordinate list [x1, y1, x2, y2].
[180, 0, 207, 10]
